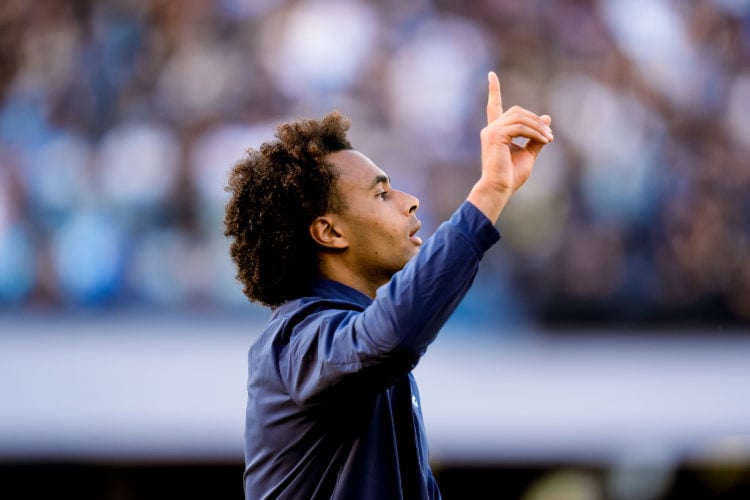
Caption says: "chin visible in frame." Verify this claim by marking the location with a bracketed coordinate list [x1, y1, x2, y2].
[405, 249, 420, 263]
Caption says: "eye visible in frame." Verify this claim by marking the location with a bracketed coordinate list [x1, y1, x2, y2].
[377, 190, 389, 199]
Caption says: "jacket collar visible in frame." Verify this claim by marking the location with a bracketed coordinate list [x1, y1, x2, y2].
[309, 278, 373, 308]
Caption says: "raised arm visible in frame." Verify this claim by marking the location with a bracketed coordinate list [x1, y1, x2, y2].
[467, 71, 554, 224]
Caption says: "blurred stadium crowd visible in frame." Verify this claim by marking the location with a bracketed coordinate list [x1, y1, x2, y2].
[0, 0, 749, 328]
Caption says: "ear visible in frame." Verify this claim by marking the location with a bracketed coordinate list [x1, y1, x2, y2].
[309, 215, 348, 250]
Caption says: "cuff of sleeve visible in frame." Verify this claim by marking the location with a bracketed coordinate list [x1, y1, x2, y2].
[453, 200, 501, 254]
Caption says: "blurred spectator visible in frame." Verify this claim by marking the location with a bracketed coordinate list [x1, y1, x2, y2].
[0, 0, 748, 329]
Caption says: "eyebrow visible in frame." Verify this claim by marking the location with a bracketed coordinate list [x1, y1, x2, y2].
[371, 174, 390, 189]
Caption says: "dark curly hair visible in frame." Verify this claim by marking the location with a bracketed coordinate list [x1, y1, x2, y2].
[224, 112, 353, 307]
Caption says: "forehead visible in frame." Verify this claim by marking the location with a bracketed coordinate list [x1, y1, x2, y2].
[326, 150, 388, 189]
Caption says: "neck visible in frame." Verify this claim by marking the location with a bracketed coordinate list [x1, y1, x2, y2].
[317, 256, 386, 299]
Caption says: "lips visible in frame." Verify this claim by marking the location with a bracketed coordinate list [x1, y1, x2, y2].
[409, 222, 422, 245]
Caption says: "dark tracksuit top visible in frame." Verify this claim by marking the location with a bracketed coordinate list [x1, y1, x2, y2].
[243, 201, 500, 499]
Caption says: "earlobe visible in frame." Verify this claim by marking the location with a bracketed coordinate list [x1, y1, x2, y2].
[309, 216, 348, 250]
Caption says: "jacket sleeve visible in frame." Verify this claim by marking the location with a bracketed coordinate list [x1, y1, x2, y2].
[280, 201, 500, 407]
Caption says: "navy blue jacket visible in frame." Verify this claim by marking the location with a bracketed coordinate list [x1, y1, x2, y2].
[243, 201, 500, 499]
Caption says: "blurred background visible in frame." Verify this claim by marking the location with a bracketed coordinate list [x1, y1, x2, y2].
[1, 0, 749, 498]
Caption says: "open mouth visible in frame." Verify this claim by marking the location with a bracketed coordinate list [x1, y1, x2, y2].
[409, 223, 422, 245]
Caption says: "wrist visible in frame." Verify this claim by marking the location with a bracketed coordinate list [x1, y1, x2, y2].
[467, 180, 513, 224]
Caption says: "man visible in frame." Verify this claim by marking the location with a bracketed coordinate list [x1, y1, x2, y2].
[224, 72, 553, 499]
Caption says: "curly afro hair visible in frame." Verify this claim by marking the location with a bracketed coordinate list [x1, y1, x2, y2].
[224, 111, 353, 307]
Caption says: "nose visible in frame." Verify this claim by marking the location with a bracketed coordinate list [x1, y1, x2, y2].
[407, 193, 419, 215]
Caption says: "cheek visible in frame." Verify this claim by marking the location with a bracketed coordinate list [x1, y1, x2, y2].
[363, 226, 399, 259]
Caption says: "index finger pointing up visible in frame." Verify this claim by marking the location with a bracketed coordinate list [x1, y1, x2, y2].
[486, 71, 503, 125]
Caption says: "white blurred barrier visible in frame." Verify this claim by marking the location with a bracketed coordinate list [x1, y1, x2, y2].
[1, 313, 749, 467]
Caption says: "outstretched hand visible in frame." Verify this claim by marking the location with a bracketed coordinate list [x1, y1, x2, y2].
[468, 71, 553, 223]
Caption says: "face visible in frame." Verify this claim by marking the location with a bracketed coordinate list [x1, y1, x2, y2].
[326, 149, 421, 287]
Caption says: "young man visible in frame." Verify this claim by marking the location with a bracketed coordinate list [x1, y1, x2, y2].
[224, 72, 553, 499]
